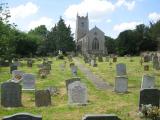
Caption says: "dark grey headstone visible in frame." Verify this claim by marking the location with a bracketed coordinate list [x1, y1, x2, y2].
[2, 113, 42, 120]
[35, 90, 51, 107]
[1, 82, 22, 107]
[139, 89, 160, 109]
[65, 78, 81, 91]
[10, 64, 17, 74]
[82, 114, 121, 120]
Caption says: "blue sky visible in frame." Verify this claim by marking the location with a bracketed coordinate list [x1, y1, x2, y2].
[4, 0, 160, 38]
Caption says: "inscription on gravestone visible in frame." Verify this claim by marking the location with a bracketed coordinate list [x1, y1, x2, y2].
[65, 77, 81, 92]
[22, 74, 35, 90]
[68, 81, 87, 105]
[1, 82, 22, 107]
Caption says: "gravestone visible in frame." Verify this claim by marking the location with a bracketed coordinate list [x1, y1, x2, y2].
[10, 63, 17, 74]
[71, 65, 78, 76]
[116, 63, 126, 76]
[27, 59, 33, 67]
[91, 59, 97, 67]
[46, 86, 59, 96]
[68, 81, 87, 105]
[141, 75, 155, 89]
[82, 114, 121, 120]
[1, 82, 22, 107]
[38, 69, 47, 79]
[153, 54, 160, 70]
[105, 56, 110, 62]
[98, 56, 103, 62]
[113, 57, 117, 62]
[11, 70, 24, 83]
[22, 74, 35, 90]
[35, 90, 51, 107]
[144, 65, 149, 71]
[65, 77, 81, 91]
[114, 76, 128, 93]
[2, 113, 42, 120]
[139, 89, 160, 110]
[144, 55, 150, 62]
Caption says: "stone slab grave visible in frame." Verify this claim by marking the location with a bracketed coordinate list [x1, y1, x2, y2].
[1, 82, 22, 107]
[139, 89, 160, 110]
[65, 77, 81, 92]
[116, 63, 127, 76]
[35, 90, 51, 107]
[68, 81, 87, 105]
[2, 113, 42, 120]
[141, 75, 155, 89]
[11, 70, 24, 83]
[10, 63, 18, 74]
[82, 114, 121, 120]
[114, 76, 128, 93]
[22, 73, 35, 90]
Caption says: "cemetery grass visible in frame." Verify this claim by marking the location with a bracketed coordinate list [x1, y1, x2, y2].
[0, 57, 158, 120]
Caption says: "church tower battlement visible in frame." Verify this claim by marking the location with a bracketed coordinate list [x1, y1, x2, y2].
[75, 13, 89, 42]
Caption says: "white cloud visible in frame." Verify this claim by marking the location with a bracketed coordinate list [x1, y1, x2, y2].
[28, 17, 54, 31]
[106, 19, 112, 23]
[64, 0, 115, 20]
[10, 2, 39, 21]
[113, 21, 142, 32]
[116, 0, 136, 11]
[148, 12, 160, 22]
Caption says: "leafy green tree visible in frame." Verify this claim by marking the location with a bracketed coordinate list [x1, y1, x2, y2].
[105, 36, 116, 54]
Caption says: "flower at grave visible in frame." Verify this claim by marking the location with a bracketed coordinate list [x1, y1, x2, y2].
[15, 74, 22, 80]
[139, 104, 160, 120]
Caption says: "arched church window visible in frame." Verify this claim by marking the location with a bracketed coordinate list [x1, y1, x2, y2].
[92, 38, 99, 50]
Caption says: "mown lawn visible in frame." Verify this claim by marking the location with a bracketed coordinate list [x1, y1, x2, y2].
[0, 57, 159, 120]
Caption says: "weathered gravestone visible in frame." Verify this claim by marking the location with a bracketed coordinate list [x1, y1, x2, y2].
[11, 70, 24, 83]
[105, 56, 110, 62]
[141, 75, 155, 89]
[27, 59, 33, 67]
[70, 65, 78, 76]
[35, 90, 51, 107]
[116, 63, 126, 76]
[38, 68, 47, 79]
[91, 59, 97, 67]
[10, 63, 17, 74]
[114, 76, 128, 93]
[144, 65, 149, 71]
[46, 86, 59, 96]
[2, 113, 42, 120]
[22, 74, 35, 90]
[98, 56, 103, 62]
[68, 81, 87, 105]
[153, 55, 160, 70]
[65, 77, 81, 92]
[113, 57, 117, 63]
[1, 82, 22, 107]
[82, 114, 121, 120]
[144, 55, 150, 62]
[139, 89, 160, 110]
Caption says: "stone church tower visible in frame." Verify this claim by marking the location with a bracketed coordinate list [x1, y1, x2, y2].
[75, 14, 89, 42]
[76, 14, 107, 55]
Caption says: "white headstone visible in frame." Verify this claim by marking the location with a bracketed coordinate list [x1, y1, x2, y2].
[141, 75, 155, 89]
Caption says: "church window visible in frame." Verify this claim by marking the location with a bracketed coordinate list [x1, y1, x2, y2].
[92, 38, 99, 50]
[94, 32, 97, 35]
[81, 22, 84, 27]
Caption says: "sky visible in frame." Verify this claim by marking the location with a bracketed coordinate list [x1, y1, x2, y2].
[2, 0, 160, 38]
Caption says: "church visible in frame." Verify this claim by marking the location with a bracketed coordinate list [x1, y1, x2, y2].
[75, 14, 107, 55]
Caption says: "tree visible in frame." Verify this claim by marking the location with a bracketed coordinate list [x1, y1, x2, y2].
[105, 36, 116, 54]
